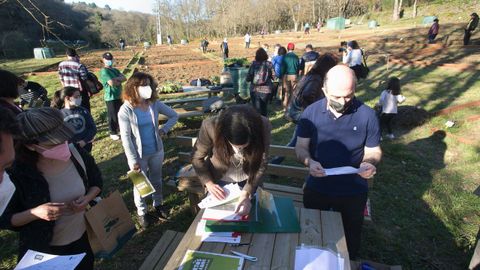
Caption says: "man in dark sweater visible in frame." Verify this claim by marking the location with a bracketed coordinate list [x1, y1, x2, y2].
[464, 13, 479, 45]
[299, 44, 320, 76]
[282, 43, 299, 110]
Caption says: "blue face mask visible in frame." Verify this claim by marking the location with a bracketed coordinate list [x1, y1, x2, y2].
[105, 60, 113, 66]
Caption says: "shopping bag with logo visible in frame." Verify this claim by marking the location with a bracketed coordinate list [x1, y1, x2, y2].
[85, 190, 136, 258]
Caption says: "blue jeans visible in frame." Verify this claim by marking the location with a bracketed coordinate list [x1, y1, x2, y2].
[130, 151, 164, 216]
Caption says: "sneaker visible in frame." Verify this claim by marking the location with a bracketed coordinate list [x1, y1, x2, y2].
[110, 134, 120, 141]
[387, 133, 395, 139]
[138, 215, 150, 229]
[153, 205, 169, 221]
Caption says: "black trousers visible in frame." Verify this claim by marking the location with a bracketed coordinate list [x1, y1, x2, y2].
[303, 188, 368, 259]
[250, 91, 271, 117]
[50, 232, 94, 270]
[106, 99, 123, 135]
[464, 29, 472, 45]
[80, 89, 91, 112]
[380, 113, 395, 134]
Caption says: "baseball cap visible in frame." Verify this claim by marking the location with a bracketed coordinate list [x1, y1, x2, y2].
[102, 52, 113, 60]
[16, 107, 74, 145]
[287, 43, 295, 50]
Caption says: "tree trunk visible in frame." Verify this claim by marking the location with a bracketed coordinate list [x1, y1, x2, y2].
[392, 0, 399, 21]
[412, 0, 418, 18]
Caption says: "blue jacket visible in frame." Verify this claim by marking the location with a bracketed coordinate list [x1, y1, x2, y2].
[272, 55, 284, 78]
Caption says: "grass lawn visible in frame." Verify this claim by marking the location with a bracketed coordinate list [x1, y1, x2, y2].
[1, 24, 479, 270]
[0, 57, 63, 75]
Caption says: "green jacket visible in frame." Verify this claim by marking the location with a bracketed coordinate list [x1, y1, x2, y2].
[100, 67, 122, 101]
[282, 52, 299, 75]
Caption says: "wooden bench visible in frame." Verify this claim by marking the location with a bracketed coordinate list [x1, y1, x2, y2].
[163, 97, 209, 106]
[139, 230, 184, 270]
[173, 136, 372, 221]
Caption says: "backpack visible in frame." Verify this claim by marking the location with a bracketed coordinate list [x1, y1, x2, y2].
[247, 62, 270, 86]
[85, 72, 103, 95]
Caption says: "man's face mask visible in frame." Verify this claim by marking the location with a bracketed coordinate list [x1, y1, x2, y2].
[329, 98, 353, 114]
[0, 172, 16, 215]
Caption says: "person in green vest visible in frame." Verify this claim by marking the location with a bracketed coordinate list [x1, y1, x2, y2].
[100, 52, 126, 141]
[281, 43, 299, 110]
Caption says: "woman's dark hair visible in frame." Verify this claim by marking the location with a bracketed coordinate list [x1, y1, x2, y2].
[123, 72, 158, 107]
[214, 105, 266, 179]
[307, 53, 338, 76]
[52, 87, 79, 109]
[387, 77, 401, 95]
[0, 69, 23, 99]
[349, 40, 360, 49]
[255, 48, 269, 62]
[277, 47, 287, 56]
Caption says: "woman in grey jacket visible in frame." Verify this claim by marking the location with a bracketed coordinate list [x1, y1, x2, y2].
[118, 72, 178, 228]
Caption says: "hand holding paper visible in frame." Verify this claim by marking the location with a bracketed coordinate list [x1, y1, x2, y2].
[198, 183, 242, 209]
[323, 166, 359, 176]
[357, 162, 376, 179]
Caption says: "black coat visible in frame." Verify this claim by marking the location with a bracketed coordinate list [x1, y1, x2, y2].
[0, 144, 103, 258]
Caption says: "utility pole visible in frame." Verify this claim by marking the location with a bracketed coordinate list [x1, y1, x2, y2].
[156, 0, 162, 45]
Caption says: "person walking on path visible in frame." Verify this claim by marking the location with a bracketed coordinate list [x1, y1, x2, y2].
[244, 33, 251, 48]
[221, 38, 229, 59]
[118, 72, 178, 229]
[299, 44, 320, 76]
[58, 48, 90, 111]
[281, 43, 299, 110]
[378, 77, 406, 139]
[100, 52, 126, 141]
[246, 48, 275, 117]
[201, 37, 209, 53]
[464, 13, 479, 45]
[295, 65, 382, 259]
[304, 22, 311, 34]
[271, 46, 286, 103]
[428, 18, 440, 44]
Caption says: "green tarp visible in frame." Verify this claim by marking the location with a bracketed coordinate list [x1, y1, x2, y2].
[327, 17, 346, 30]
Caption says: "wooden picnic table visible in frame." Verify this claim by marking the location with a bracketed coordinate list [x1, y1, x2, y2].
[162, 207, 351, 270]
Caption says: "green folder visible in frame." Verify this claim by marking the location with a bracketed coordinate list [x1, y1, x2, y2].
[127, 170, 155, 198]
[205, 195, 300, 233]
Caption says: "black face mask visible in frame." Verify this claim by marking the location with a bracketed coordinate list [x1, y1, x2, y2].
[329, 98, 353, 114]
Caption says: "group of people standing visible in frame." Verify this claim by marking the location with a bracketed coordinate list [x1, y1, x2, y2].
[428, 13, 479, 45]
[0, 46, 181, 269]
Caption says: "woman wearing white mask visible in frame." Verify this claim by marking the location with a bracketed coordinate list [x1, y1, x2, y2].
[0, 107, 102, 270]
[118, 72, 178, 229]
[52, 87, 97, 152]
[192, 105, 271, 216]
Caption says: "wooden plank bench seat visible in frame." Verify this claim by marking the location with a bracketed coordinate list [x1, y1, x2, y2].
[163, 97, 209, 106]
[139, 230, 184, 270]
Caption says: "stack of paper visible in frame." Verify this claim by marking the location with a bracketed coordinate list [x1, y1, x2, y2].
[15, 250, 86, 270]
[294, 246, 344, 270]
[196, 184, 244, 244]
[195, 220, 241, 244]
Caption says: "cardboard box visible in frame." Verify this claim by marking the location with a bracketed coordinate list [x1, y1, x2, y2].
[351, 260, 402, 270]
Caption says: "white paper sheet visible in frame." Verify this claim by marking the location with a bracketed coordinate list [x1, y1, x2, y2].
[324, 166, 359, 176]
[195, 220, 241, 243]
[294, 247, 344, 270]
[198, 183, 242, 209]
[14, 250, 85, 270]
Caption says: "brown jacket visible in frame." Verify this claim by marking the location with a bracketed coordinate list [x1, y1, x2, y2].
[191, 115, 271, 195]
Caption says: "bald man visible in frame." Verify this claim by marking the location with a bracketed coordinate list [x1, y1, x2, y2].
[295, 65, 382, 259]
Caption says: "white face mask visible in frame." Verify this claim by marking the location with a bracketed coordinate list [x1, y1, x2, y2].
[138, 85, 153, 100]
[0, 172, 16, 215]
[70, 97, 82, 107]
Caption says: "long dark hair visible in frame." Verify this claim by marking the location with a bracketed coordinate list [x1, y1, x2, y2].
[387, 77, 401, 95]
[277, 47, 287, 56]
[0, 69, 23, 99]
[52, 87, 79, 109]
[214, 105, 265, 179]
[255, 48, 268, 62]
[307, 53, 338, 76]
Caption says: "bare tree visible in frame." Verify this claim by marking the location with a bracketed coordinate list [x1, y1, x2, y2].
[412, 0, 418, 18]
